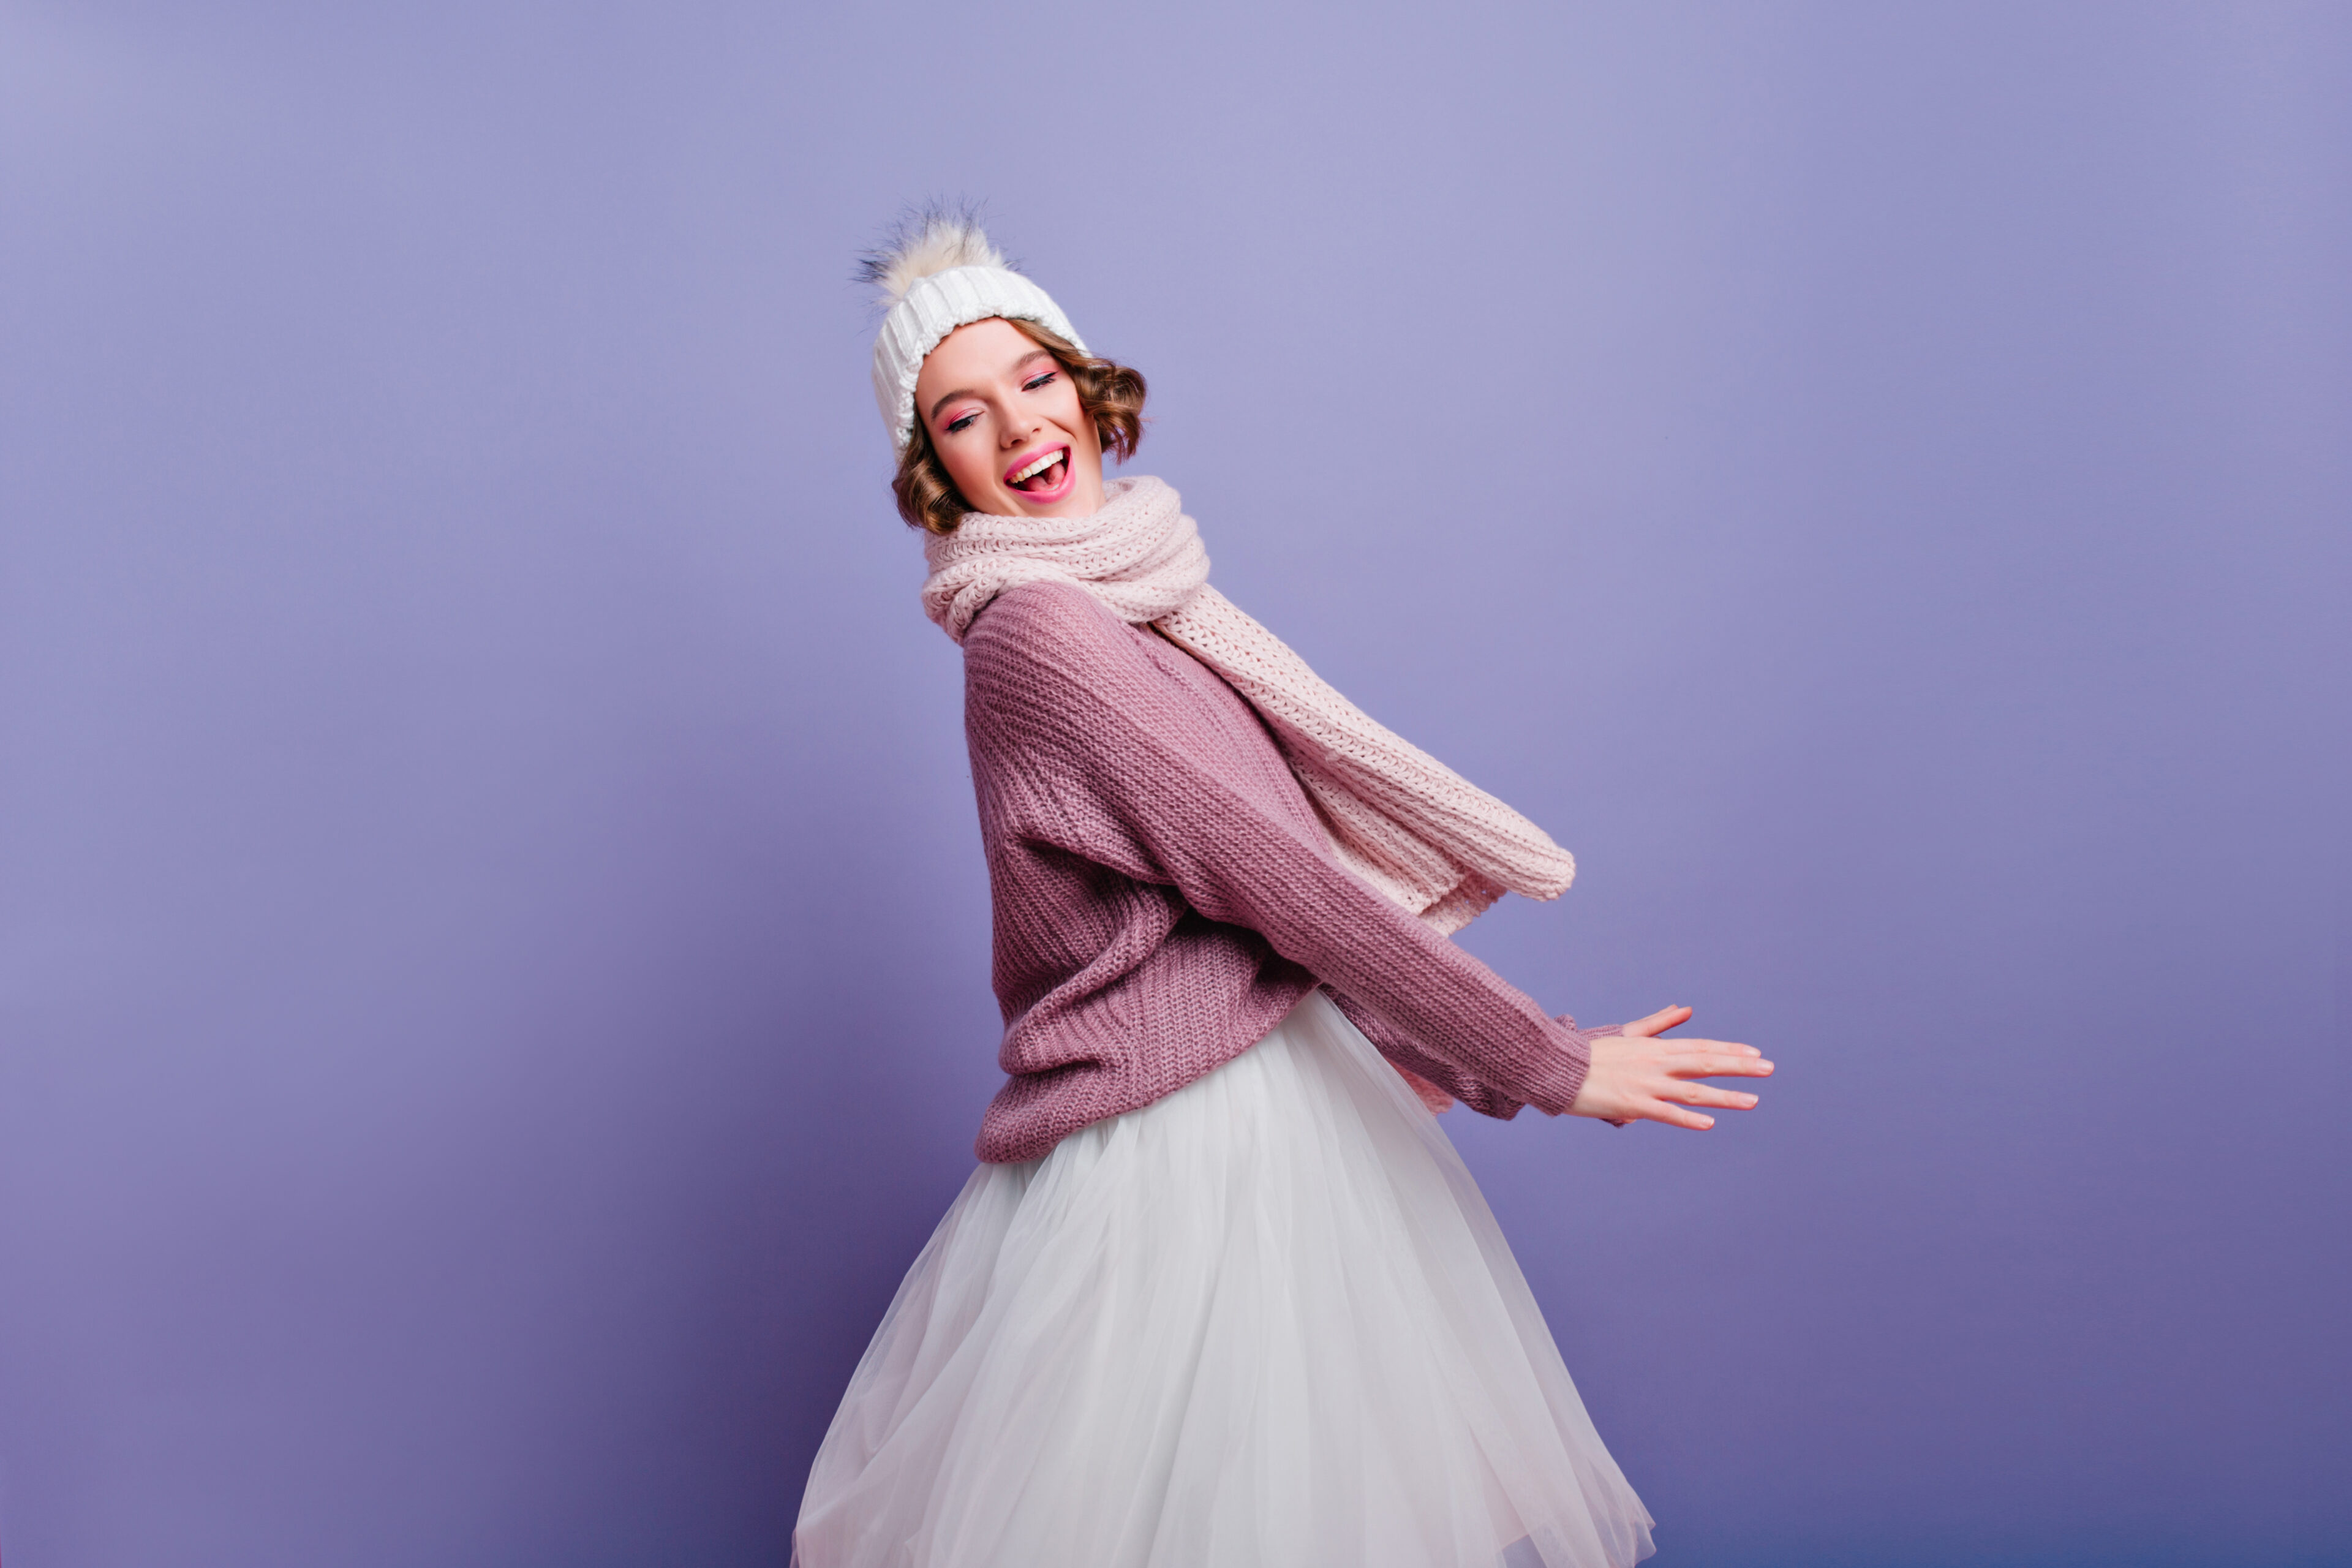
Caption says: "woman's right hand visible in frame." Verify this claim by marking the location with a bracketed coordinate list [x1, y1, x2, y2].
[1568, 1005, 1771, 1130]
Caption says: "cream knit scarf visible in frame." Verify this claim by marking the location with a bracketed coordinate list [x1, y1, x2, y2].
[921, 476, 1575, 934]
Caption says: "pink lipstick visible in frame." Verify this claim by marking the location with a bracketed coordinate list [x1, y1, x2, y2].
[1002, 443, 1074, 502]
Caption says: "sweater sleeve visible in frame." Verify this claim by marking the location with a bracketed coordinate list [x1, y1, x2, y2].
[1321, 988, 1623, 1118]
[966, 585, 1597, 1119]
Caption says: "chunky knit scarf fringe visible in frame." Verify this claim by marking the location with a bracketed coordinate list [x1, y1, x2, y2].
[921, 476, 1575, 935]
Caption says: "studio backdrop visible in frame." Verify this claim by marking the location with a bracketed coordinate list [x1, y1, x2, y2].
[1, 4, 2345, 1566]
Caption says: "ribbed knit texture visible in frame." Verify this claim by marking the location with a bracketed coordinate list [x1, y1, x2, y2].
[961, 579, 1613, 1164]
[927, 477, 1580, 941]
[870, 265, 1086, 451]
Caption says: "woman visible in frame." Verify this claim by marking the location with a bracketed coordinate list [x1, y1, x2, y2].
[793, 209, 1771, 1568]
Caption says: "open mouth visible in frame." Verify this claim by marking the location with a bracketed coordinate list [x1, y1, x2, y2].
[1004, 443, 1072, 496]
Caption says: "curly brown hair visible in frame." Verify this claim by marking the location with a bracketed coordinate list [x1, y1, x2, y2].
[891, 317, 1147, 535]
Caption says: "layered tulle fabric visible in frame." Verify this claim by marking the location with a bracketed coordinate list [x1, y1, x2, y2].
[793, 991, 1654, 1568]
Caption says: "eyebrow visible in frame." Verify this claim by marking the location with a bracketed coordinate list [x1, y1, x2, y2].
[926, 387, 978, 423]
[925, 351, 1058, 425]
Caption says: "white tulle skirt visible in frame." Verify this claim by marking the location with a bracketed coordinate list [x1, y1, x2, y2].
[793, 990, 1655, 1568]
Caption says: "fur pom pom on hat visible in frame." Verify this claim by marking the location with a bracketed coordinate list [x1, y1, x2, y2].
[862, 204, 1087, 451]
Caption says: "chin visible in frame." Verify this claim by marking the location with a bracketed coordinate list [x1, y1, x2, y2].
[1017, 486, 1101, 518]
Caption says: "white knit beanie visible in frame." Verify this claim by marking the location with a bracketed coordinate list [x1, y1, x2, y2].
[862, 208, 1087, 452]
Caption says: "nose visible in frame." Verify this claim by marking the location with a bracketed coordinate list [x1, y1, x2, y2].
[1000, 409, 1041, 448]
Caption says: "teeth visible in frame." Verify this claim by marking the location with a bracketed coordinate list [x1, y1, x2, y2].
[1011, 448, 1063, 484]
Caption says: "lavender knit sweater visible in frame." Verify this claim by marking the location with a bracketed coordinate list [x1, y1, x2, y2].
[962, 581, 1614, 1164]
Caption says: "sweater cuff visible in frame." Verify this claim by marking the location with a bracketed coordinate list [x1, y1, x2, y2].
[1517, 1017, 1615, 1118]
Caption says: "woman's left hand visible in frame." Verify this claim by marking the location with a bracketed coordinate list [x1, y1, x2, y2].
[1568, 1005, 1771, 1129]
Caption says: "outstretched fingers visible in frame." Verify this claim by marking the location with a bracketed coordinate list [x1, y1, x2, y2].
[1660, 1079, 1762, 1110]
[1664, 1045, 1772, 1079]
[1622, 1004, 1693, 1038]
[1639, 1043, 1772, 1127]
[1572, 1016, 1776, 1131]
[1638, 1099, 1720, 1131]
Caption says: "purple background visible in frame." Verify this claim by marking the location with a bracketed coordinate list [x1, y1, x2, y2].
[3, 4, 2346, 1565]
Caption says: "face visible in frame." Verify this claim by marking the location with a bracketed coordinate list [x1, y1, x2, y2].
[913, 316, 1106, 519]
